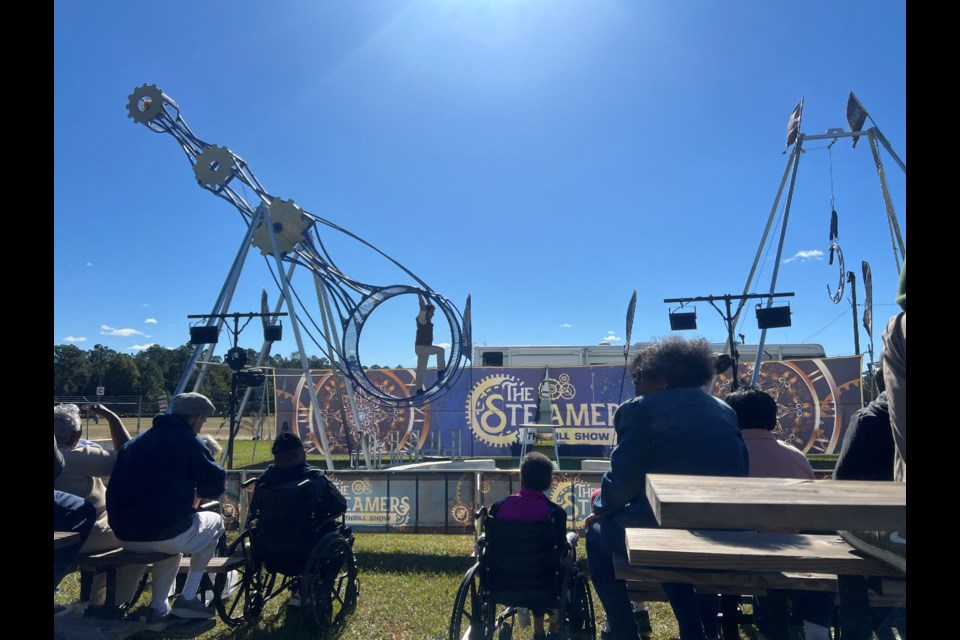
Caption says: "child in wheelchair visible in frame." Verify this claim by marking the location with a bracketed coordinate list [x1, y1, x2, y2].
[488, 452, 573, 640]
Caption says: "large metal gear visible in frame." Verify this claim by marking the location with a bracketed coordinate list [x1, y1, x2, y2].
[464, 374, 525, 448]
[251, 199, 312, 255]
[126, 84, 174, 125]
[193, 145, 236, 189]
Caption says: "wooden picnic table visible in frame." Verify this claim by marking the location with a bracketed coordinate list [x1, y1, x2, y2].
[54, 531, 80, 549]
[623, 474, 906, 640]
[644, 473, 906, 532]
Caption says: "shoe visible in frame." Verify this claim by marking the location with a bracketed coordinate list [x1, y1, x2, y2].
[169, 595, 216, 619]
[140, 608, 173, 632]
[54, 603, 74, 618]
[838, 529, 906, 572]
[288, 590, 301, 607]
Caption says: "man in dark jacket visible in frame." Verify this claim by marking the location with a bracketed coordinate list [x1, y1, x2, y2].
[107, 393, 226, 622]
[248, 432, 347, 605]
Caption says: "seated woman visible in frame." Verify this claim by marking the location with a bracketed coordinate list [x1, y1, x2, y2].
[489, 452, 569, 640]
[54, 403, 146, 611]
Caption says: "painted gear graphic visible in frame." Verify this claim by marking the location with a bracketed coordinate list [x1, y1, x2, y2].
[193, 145, 236, 189]
[126, 83, 173, 125]
[251, 199, 312, 255]
[465, 374, 526, 448]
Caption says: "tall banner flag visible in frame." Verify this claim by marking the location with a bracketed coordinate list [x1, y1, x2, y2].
[847, 91, 869, 149]
[862, 260, 873, 340]
[783, 98, 804, 153]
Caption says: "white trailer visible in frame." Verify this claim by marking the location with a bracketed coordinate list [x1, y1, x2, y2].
[473, 342, 826, 367]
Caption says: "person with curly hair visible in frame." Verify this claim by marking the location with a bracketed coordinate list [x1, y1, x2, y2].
[584, 336, 749, 640]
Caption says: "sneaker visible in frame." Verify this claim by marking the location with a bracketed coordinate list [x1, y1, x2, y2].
[54, 603, 74, 618]
[838, 529, 906, 572]
[169, 595, 216, 619]
[288, 590, 301, 608]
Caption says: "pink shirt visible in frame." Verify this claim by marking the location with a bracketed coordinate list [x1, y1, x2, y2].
[740, 429, 815, 480]
[494, 487, 551, 521]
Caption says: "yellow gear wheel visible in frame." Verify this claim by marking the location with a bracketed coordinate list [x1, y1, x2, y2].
[251, 199, 312, 255]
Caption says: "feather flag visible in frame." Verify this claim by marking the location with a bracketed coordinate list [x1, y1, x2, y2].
[861, 261, 873, 340]
[462, 294, 472, 360]
[847, 92, 869, 149]
[783, 98, 804, 153]
[624, 290, 638, 360]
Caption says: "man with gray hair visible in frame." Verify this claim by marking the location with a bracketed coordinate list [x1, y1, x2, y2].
[106, 392, 226, 624]
[54, 402, 145, 612]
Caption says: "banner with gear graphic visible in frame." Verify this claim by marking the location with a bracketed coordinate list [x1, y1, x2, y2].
[274, 356, 861, 459]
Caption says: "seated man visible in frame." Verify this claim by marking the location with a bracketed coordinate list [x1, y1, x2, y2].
[106, 393, 226, 623]
[249, 432, 348, 603]
[54, 435, 97, 618]
[54, 402, 146, 611]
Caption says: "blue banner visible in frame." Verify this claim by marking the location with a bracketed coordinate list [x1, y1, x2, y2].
[275, 356, 861, 458]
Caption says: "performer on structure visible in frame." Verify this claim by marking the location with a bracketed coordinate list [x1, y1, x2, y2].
[414, 293, 445, 395]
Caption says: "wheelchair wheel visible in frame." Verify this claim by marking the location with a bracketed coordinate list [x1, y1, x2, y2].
[449, 563, 494, 640]
[561, 572, 596, 640]
[214, 530, 276, 627]
[300, 532, 359, 634]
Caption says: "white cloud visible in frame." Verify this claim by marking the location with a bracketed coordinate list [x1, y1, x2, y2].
[783, 249, 824, 263]
[603, 333, 623, 343]
[141, 303, 150, 307]
[560, 323, 573, 328]
[64, 336, 87, 343]
[438, 342, 451, 350]
[129, 343, 157, 352]
[145, 318, 158, 324]
[84, 262, 93, 267]
[100, 325, 145, 337]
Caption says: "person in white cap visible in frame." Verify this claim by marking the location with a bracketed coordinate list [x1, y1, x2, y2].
[106, 392, 226, 624]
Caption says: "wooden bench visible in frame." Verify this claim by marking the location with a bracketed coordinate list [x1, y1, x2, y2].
[76, 548, 245, 618]
[618, 529, 906, 639]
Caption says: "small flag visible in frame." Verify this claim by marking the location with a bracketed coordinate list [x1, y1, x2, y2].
[862, 261, 873, 340]
[847, 92, 869, 149]
[784, 98, 804, 153]
[462, 294, 472, 359]
[624, 290, 637, 359]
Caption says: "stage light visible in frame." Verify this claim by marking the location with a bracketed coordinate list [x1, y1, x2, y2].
[263, 323, 282, 343]
[669, 309, 697, 331]
[189, 325, 219, 345]
[756, 305, 792, 329]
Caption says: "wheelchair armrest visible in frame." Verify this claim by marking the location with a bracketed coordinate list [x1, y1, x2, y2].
[242, 477, 258, 488]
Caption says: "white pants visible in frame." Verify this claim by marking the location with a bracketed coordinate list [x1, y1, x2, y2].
[121, 511, 225, 613]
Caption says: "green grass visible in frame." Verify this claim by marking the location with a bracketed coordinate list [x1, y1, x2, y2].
[57, 533, 698, 640]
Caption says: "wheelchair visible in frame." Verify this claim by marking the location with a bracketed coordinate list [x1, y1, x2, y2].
[212, 477, 359, 635]
[449, 506, 596, 640]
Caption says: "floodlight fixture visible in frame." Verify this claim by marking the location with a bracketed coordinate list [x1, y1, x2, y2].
[189, 324, 219, 345]
[263, 323, 283, 343]
[669, 307, 698, 331]
[756, 304, 792, 329]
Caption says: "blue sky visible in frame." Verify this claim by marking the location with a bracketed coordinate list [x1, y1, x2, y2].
[54, 1, 906, 370]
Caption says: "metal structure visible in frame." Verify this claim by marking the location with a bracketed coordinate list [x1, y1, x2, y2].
[733, 93, 905, 383]
[126, 84, 471, 469]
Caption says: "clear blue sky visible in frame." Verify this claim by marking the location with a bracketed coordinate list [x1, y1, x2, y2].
[54, 1, 906, 370]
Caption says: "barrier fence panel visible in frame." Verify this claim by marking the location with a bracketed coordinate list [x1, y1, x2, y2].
[223, 470, 605, 534]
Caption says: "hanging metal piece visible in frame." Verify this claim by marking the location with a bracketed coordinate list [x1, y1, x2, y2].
[826, 209, 845, 304]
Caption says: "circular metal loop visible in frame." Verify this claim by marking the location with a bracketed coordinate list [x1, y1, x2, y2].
[342, 286, 465, 406]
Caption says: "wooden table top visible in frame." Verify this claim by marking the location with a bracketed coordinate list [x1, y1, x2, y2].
[644, 474, 906, 532]
[54, 531, 80, 549]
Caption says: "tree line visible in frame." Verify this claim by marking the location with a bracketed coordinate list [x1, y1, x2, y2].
[53, 343, 388, 415]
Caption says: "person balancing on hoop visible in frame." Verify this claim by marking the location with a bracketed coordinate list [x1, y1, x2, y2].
[414, 292, 445, 395]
